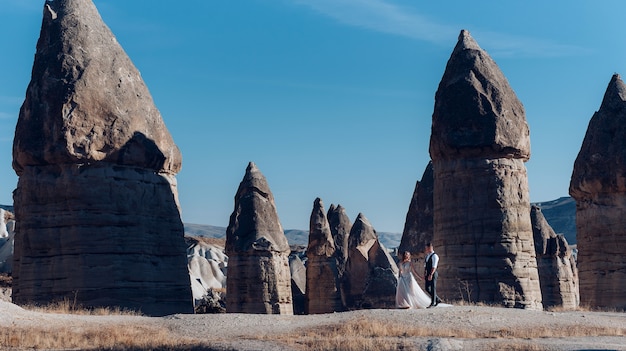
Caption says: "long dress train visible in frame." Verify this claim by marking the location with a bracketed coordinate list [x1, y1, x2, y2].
[396, 261, 431, 309]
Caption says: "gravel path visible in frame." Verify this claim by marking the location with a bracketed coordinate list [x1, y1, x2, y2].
[1, 300, 625, 350]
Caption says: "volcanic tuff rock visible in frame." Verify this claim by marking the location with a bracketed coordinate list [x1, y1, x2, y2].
[429, 30, 542, 309]
[11, 0, 191, 316]
[399, 161, 434, 258]
[0, 210, 15, 274]
[327, 204, 351, 276]
[186, 236, 227, 307]
[306, 198, 342, 314]
[569, 74, 626, 310]
[530, 206, 579, 310]
[341, 213, 398, 310]
[225, 162, 293, 314]
[289, 254, 307, 315]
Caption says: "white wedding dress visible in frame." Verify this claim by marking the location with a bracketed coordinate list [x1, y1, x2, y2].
[396, 261, 432, 309]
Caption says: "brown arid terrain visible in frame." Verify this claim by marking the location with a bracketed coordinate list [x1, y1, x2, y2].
[0, 295, 624, 351]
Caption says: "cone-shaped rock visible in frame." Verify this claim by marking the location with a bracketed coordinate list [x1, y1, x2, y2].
[225, 162, 293, 314]
[399, 161, 434, 258]
[341, 213, 398, 309]
[531, 206, 579, 310]
[328, 204, 351, 276]
[429, 30, 542, 309]
[569, 74, 626, 310]
[306, 198, 342, 314]
[11, 0, 191, 316]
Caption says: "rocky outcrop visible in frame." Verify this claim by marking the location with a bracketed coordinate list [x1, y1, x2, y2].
[569, 74, 626, 310]
[530, 206, 579, 310]
[306, 198, 342, 314]
[341, 213, 398, 309]
[0, 210, 15, 274]
[399, 161, 434, 258]
[289, 255, 306, 315]
[225, 162, 293, 314]
[11, 0, 191, 316]
[186, 237, 227, 307]
[429, 30, 542, 309]
[327, 204, 351, 276]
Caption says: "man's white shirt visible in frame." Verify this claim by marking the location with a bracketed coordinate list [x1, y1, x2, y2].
[425, 252, 439, 269]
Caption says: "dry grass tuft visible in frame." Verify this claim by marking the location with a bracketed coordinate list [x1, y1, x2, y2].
[24, 297, 143, 316]
[0, 273, 11, 288]
[267, 317, 625, 351]
[0, 324, 216, 351]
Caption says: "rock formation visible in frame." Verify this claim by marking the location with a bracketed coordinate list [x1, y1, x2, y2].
[186, 236, 227, 307]
[327, 204, 351, 276]
[225, 162, 293, 314]
[569, 74, 626, 310]
[530, 206, 579, 310]
[429, 30, 542, 309]
[289, 254, 307, 315]
[399, 161, 434, 258]
[0, 210, 15, 274]
[11, 0, 191, 316]
[341, 213, 398, 309]
[306, 198, 342, 314]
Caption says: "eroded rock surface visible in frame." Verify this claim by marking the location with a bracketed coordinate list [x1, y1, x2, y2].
[531, 206, 579, 310]
[306, 198, 342, 314]
[12, 0, 191, 316]
[225, 162, 293, 314]
[341, 214, 397, 309]
[429, 30, 542, 309]
[327, 204, 351, 276]
[399, 161, 434, 258]
[570, 74, 626, 310]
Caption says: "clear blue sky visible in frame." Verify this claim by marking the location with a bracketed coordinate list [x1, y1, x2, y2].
[1, 1, 625, 233]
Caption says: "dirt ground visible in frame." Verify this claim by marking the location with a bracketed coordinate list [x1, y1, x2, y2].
[1, 299, 625, 350]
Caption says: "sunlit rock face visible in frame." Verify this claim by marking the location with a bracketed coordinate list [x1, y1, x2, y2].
[11, 0, 191, 316]
[340, 213, 398, 310]
[531, 206, 579, 310]
[569, 74, 626, 310]
[327, 204, 351, 277]
[429, 30, 542, 309]
[306, 198, 342, 314]
[225, 162, 293, 314]
[399, 161, 434, 259]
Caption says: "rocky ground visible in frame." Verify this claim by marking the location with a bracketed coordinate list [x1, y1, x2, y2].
[1, 297, 624, 351]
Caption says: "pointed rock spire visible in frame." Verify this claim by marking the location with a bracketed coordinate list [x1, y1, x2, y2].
[530, 206, 579, 310]
[399, 161, 434, 257]
[11, 0, 191, 316]
[341, 213, 397, 309]
[306, 198, 342, 314]
[225, 162, 293, 314]
[430, 30, 530, 161]
[13, 0, 181, 175]
[569, 74, 626, 310]
[429, 30, 541, 309]
[328, 204, 351, 275]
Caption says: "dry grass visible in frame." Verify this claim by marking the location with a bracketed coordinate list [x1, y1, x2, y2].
[0, 324, 216, 351]
[0, 273, 11, 288]
[267, 317, 625, 351]
[24, 297, 143, 316]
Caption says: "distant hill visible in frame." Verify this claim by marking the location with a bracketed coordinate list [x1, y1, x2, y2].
[532, 197, 576, 244]
[184, 224, 403, 249]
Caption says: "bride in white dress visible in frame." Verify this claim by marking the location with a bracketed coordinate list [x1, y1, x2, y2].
[396, 251, 432, 309]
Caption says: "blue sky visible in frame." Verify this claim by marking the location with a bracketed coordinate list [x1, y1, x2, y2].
[1, 1, 625, 233]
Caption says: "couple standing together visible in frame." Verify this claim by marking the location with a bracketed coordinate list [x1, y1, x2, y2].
[396, 243, 443, 309]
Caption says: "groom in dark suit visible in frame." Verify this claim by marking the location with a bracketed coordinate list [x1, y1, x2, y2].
[424, 242, 442, 307]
